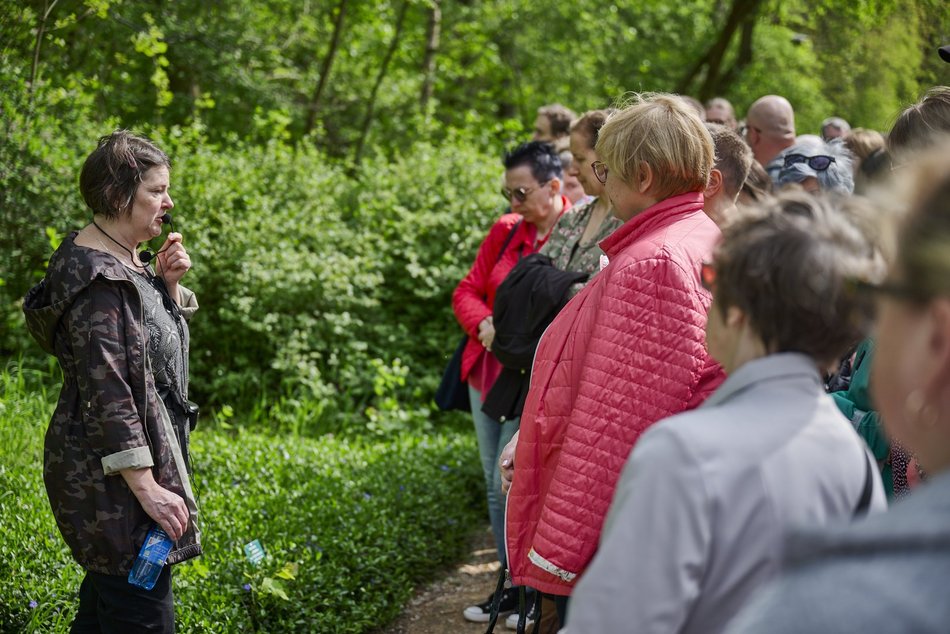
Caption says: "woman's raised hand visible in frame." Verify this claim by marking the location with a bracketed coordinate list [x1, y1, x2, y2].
[157, 232, 191, 303]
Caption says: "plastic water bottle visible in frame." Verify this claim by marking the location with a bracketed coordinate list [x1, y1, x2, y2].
[128, 526, 174, 590]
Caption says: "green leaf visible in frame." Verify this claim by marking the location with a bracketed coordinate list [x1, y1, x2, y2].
[260, 577, 290, 601]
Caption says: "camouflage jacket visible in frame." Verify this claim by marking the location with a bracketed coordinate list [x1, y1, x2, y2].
[23, 233, 202, 575]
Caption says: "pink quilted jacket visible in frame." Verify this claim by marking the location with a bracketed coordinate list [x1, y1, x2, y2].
[505, 192, 725, 595]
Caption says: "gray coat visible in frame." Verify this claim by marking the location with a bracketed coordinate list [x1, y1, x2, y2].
[726, 469, 950, 634]
[564, 353, 886, 634]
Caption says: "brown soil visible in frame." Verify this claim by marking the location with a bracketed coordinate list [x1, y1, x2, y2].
[373, 524, 503, 634]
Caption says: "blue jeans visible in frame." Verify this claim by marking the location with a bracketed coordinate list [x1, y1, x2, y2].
[469, 383, 520, 567]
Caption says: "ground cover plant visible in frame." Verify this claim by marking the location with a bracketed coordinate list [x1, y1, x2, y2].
[0, 365, 483, 632]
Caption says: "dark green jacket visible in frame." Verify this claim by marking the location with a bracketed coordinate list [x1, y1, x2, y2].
[830, 339, 892, 497]
[23, 234, 201, 575]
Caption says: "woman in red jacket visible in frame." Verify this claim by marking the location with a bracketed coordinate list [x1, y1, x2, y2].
[452, 140, 570, 623]
[500, 94, 726, 626]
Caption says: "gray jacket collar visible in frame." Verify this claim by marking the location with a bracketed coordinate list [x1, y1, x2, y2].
[701, 353, 823, 409]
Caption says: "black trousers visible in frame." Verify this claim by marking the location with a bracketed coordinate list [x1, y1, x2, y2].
[71, 566, 175, 633]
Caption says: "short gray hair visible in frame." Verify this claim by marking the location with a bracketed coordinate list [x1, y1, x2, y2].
[713, 191, 884, 365]
[777, 138, 854, 194]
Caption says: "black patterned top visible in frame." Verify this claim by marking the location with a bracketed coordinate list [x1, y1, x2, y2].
[129, 271, 190, 404]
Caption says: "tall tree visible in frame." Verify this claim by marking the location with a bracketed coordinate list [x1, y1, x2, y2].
[28, 0, 59, 105]
[419, 0, 441, 112]
[304, 0, 348, 136]
[676, 0, 765, 100]
[353, 0, 411, 164]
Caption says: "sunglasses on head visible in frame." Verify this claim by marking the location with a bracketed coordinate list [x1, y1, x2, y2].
[783, 153, 836, 171]
[501, 180, 550, 203]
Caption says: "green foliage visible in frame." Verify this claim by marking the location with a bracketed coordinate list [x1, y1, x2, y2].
[0, 363, 483, 633]
[2, 0, 946, 438]
[2, 0, 944, 158]
[0, 95, 496, 435]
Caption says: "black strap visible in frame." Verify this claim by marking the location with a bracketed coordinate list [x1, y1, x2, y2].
[534, 592, 542, 633]
[495, 219, 523, 266]
[853, 451, 874, 518]
[484, 567, 507, 634]
[516, 586, 527, 634]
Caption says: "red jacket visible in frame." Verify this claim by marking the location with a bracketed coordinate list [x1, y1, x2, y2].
[452, 200, 569, 382]
[505, 192, 725, 595]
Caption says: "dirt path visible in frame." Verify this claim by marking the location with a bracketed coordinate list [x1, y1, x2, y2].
[375, 524, 503, 634]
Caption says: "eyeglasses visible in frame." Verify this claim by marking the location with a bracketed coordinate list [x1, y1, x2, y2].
[743, 125, 761, 139]
[849, 278, 928, 303]
[700, 262, 716, 292]
[501, 180, 550, 203]
[591, 161, 608, 185]
[783, 154, 836, 171]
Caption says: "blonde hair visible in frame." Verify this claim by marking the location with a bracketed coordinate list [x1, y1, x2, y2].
[596, 93, 714, 200]
[844, 128, 886, 163]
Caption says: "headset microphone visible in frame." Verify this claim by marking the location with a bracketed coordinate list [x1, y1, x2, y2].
[139, 213, 175, 264]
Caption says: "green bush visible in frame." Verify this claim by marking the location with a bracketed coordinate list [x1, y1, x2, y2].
[1, 98, 501, 436]
[0, 364, 483, 633]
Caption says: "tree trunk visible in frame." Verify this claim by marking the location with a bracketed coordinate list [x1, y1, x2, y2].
[352, 0, 411, 165]
[28, 0, 59, 104]
[711, 7, 758, 98]
[675, 0, 763, 99]
[495, 34, 519, 120]
[419, 0, 441, 112]
[304, 0, 348, 136]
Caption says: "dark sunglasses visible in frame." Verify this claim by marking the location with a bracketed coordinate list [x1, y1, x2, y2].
[700, 262, 716, 292]
[501, 180, 550, 203]
[783, 153, 836, 171]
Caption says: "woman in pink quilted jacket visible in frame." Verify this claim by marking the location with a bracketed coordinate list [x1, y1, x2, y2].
[500, 93, 726, 626]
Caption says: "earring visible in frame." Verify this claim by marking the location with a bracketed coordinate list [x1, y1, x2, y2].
[905, 390, 939, 428]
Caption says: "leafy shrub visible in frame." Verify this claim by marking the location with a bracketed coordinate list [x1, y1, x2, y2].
[2, 98, 502, 436]
[0, 364, 483, 633]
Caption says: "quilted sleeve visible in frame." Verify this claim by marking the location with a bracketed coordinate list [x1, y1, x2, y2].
[530, 256, 712, 580]
[452, 218, 510, 336]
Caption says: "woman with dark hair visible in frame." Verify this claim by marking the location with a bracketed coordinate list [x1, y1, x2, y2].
[23, 130, 200, 632]
[452, 140, 570, 623]
[564, 192, 887, 634]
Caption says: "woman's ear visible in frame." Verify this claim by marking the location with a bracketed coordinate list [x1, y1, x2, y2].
[549, 177, 562, 196]
[637, 162, 654, 194]
[725, 304, 746, 329]
[706, 169, 724, 198]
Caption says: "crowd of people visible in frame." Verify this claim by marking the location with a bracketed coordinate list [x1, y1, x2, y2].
[17, 42, 949, 633]
[450, 74, 950, 632]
